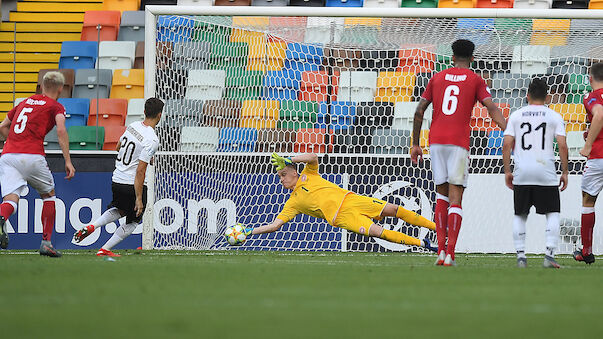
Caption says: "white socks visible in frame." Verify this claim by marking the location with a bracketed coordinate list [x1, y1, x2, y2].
[102, 222, 138, 250]
[513, 213, 560, 258]
[92, 207, 122, 229]
[513, 214, 527, 255]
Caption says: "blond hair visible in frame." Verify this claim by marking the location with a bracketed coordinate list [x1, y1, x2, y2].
[42, 71, 65, 92]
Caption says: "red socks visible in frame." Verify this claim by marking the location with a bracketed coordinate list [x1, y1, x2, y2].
[42, 198, 56, 241]
[0, 201, 16, 219]
[581, 207, 595, 255]
[434, 194, 449, 253]
[447, 205, 463, 260]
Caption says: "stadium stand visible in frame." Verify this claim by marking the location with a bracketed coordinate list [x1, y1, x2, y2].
[58, 98, 90, 128]
[102, 125, 127, 150]
[81, 11, 121, 41]
[58, 41, 98, 69]
[98, 41, 137, 70]
[118, 11, 145, 41]
[88, 98, 128, 127]
[73, 69, 113, 99]
[68, 125, 105, 150]
[111, 69, 144, 99]
[103, 0, 140, 12]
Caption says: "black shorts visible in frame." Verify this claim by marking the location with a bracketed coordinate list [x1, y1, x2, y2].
[513, 185, 560, 215]
[109, 182, 148, 224]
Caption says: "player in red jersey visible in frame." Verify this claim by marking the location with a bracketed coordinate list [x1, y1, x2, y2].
[0, 71, 75, 256]
[411, 40, 507, 266]
[575, 62, 603, 264]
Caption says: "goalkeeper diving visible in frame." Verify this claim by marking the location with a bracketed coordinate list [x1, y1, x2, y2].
[238, 153, 437, 252]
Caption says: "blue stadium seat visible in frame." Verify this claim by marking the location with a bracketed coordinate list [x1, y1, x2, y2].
[58, 41, 98, 70]
[58, 98, 90, 128]
[283, 43, 323, 79]
[218, 127, 258, 152]
[325, 0, 363, 6]
[157, 16, 194, 42]
[317, 102, 355, 131]
[487, 130, 504, 155]
[457, 19, 494, 45]
[263, 70, 300, 100]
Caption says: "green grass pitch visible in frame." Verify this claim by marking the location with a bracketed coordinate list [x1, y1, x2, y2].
[1, 250, 603, 339]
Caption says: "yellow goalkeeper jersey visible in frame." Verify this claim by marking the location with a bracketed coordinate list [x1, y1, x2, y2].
[276, 162, 352, 225]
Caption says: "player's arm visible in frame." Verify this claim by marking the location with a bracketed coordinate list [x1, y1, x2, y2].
[581, 104, 603, 157]
[250, 218, 285, 235]
[271, 152, 318, 170]
[483, 98, 507, 131]
[556, 134, 569, 191]
[0, 116, 11, 139]
[502, 135, 514, 190]
[411, 98, 431, 164]
[134, 160, 147, 217]
[56, 114, 75, 180]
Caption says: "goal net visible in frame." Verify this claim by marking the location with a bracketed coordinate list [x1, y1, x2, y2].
[144, 7, 603, 254]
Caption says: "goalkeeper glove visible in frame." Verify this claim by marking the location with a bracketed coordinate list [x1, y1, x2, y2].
[270, 152, 293, 171]
[244, 227, 253, 236]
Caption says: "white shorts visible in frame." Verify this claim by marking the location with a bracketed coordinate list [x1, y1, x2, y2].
[0, 153, 55, 197]
[430, 144, 470, 187]
[582, 158, 603, 197]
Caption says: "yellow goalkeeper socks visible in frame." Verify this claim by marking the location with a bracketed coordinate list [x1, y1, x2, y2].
[380, 229, 421, 247]
[396, 207, 436, 230]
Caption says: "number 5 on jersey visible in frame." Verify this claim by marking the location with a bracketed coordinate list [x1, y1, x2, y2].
[13, 107, 33, 134]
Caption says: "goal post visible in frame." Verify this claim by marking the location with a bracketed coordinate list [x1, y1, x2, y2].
[143, 6, 603, 254]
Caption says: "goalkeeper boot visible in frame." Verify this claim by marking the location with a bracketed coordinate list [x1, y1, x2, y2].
[96, 248, 120, 257]
[573, 249, 595, 264]
[39, 240, 62, 258]
[435, 250, 446, 266]
[0, 216, 8, 249]
[422, 238, 438, 253]
[517, 257, 527, 268]
[543, 255, 561, 269]
[74, 225, 95, 243]
[443, 253, 456, 267]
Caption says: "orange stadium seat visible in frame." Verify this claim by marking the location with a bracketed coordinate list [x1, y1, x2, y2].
[294, 128, 327, 153]
[268, 17, 307, 42]
[36, 69, 75, 98]
[110, 69, 144, 99]
[88, 98, 128, 127]
[103, 0, 139, 12]
[398, 46, 436, 73]
[102, 125, 127, 150]
[81, 11, 121, 41]
[299, 71, 330, 102]
[471, 103, 511, 131]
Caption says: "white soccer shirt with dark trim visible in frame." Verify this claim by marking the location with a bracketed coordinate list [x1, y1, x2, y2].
[112, 121, 159, 185]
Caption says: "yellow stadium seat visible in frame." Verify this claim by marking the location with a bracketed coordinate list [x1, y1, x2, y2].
[375, 72, 415, 103]
[240, 100, 279, 129]
[589, 0, 603, 8]
[230, 17, 269, 45]
[550, 103, 587, 132]
[438, 0, 476, 7]
[530, 19, 571, 46]
[344, 17, 382, 27]
[110, 69, 144, 100]
[247, 41, 287, 71]
[102, 0, 139, 12]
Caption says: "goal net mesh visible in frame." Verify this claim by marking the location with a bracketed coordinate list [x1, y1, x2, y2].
[150, 13, 602, 253]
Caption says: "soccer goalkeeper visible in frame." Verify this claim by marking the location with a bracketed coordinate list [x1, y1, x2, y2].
[243, 153, 437, 251]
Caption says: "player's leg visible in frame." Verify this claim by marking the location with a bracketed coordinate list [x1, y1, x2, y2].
[74, 182, 126, 243]
[379, 203, 435, 230]
[512, 185, 531, 267]
[429, 144, 452, 263]
[532, 186, 562, 268]
[0, 154, 28, 249]
[443, 145, 470, 266]
[577, 159, 601, 264]
[368, 223, 436, 251]
[0, 194, 19, 249]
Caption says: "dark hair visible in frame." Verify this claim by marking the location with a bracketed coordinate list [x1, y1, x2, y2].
[145, 97, 164, 119]
[452, 39, 475, 60]
[591, 62, 603, 82]
[528, 78, 548, 101]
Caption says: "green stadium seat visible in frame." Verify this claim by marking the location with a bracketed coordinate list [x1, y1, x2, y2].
[68, 126, 105, 150]
[278, 100, 319, 130]
[400, 0, 438, 7]
[225, 69, 263, 100]
[567, 74, 591, 104]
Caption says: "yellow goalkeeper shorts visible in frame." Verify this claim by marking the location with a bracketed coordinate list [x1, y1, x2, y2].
[333, 193, 388, 236]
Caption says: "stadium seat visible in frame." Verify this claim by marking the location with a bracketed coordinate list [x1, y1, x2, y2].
[263, 70, 300, 100]
[397, 46, 436, 73]
[225, 69, 263, 100]
[361, 50, 398, 71]
[471, 103, 511, 131]
[371, 128, 411, 154]
[118, 11, 145, 41]
[88, 98, 128, 127]
[73, 69, 113, 99]
[363, 0, 400, 6]
[375, 71, 415, 103]
[157, 16, 194, 42]
[438, 0, 475, 7]
[98, 41, 136, 71]
[590, 0, 603, 7]
[256, 129, 295, 153]
[549, 103, 587, 132]
[173, 41, 211, 71]
[59, 41, 98, 70]
[247, 41, 287, 71]
[240, 100, 279, 129]
[476, 0, 513, 7]
[103, 0, 139, 12]
[278, 100, 319, 130]
[470, 130, 489, 155]
[126, 98, 145, 125]
[457, 19, 495, 45]
[162, 99, 203, 128]
[513, 0, 551, 7]
[202, 100, 242, 128]
[209, 42, 248, 71]
[486, 130, 504, 155]
[299, 71, 330, 102]
[392, 101, 431, 130]
[284, 43, 323, 78]
[491, 73, 531, 112]
[134, 41, 144, 69]
[103, 126, 127, 150]
[68, 126, 105, 150]
[304, 18, 343, 44]
[337, 71, 377, 102]
[111, 69, 144, 99]
[400, 0, 438, 6]
[252, 0, 288, 5]
[549, 46, 590, 76]
[531, 19, 571, 46]
[179, 126, 219, 152]
[294, 128, 326, 153]
[341, 19, 380, 45]
[326, 102, 355, 131]
[413, 72, 433, 101]
[268, 17, 308, 42]
[355, 102, 395, 129]
[493, 18, 533, 48]
[325, 48, 361, 73]
[140, 0, 177, 8]
[185, 69, 225, 100]
[552, 0, 588, 7]
[566, 74, 591, 104]
[177, 0, 213, 4]
[81, 11, 121, 41]
[289, 0, 325, 5]
[326, 0, 363, 5]
[43, 127, 60, 150]
[566, 131, 585, 157]
[511, 45, 551, 75]
[332, 127, 370, 153]
[36, 69, 75, 98]
[58, 98, 90, 128]
[217, 127, 258, 152]
[214, 0, 251, 5]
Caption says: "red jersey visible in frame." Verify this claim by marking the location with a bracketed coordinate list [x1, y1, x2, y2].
[2, 94, 65, 156]
[422, 67, 492, 150]
[584, 88, 603, 160]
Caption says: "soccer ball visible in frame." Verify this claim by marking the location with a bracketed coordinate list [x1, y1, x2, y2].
[224, 223, 246, 246]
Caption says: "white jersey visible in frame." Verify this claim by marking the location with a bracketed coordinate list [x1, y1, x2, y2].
[504, 105, 565, 186]
[112, 121, 159, 185]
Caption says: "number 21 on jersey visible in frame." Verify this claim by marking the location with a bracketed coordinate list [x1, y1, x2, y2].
[442, 85, 460, 115]
[13, 107, 33, 134]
